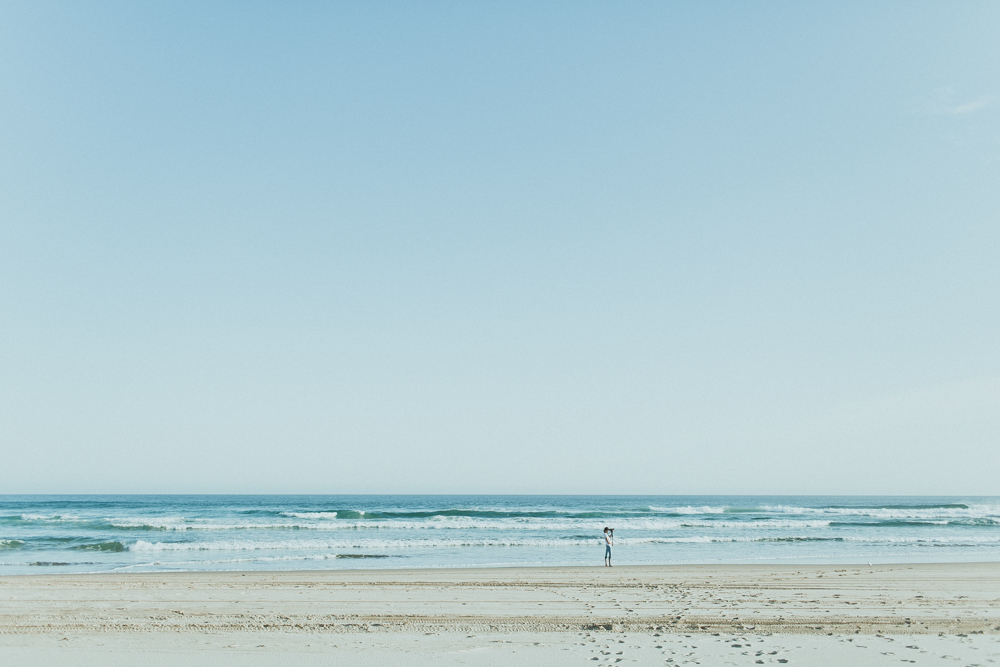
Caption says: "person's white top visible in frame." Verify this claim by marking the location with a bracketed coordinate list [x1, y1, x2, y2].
[604, 532, 612, 546]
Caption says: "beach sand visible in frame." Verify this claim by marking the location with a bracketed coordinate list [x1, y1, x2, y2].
[2, 563, 999, 665]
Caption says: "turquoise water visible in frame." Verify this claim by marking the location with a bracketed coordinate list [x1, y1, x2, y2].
[2, 495, 999, 575]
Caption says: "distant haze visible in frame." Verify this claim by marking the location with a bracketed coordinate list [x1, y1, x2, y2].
[1, 2, 998, 494]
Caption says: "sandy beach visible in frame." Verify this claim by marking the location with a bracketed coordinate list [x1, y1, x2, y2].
[2, 563, 999, 665]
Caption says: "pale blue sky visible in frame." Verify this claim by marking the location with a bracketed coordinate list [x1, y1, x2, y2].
[2, 2, 998, 494]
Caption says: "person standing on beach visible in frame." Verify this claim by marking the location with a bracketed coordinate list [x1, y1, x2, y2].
[603, 527, 613, 566]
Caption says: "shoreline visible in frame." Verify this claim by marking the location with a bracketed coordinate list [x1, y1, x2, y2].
[6, 559, 1000, 578]
[9, 553, 1000, 577]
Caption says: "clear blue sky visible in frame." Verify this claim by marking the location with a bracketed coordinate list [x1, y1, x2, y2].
[2, 2, 998, 494]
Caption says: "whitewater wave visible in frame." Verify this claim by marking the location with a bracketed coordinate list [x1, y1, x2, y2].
[19, 514, 82, 522]
[19, 513, 1000, 534]
[757, 505, 1000, 520]
[649, 506, 727, 514]
[69, 541, 127, 552]
[13, 504, 999, 533]
[96, 517, 839, 531]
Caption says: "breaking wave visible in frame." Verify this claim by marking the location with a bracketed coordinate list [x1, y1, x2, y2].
[4, 495, 1000, 573]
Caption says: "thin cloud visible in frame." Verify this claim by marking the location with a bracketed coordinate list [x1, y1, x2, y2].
[924, 88, 996, 116]
[945, 96, 992, 115]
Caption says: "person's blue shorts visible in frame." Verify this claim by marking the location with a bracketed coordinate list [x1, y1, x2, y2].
[605, 544, 612, 558]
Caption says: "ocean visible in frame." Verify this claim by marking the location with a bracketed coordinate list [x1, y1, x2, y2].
[2, 495, 999, 575]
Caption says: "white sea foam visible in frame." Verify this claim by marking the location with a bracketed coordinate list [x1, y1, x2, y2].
[53, 508, 1000, 534]
[838, 535, 1000, 544]
[758, 505, 1000, 520]
[106, 519, 310, 530]
[105, 516, 190, 529]
[649, 506, 727, 514]
[20, 514, 82, 522]
[103, 517, 837, 532]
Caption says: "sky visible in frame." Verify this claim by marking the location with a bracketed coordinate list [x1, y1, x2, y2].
[1, 1, 998, 495]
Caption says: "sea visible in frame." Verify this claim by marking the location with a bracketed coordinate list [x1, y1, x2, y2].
[2, 495, 999, 575]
